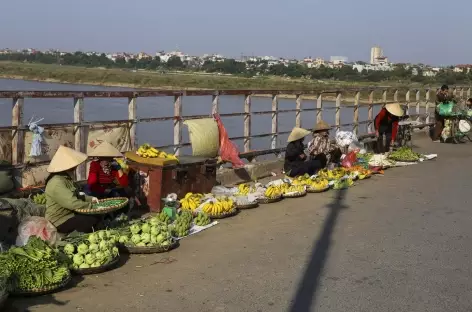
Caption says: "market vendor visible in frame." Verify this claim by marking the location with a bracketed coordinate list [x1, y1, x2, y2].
[284, 127, 324, 177]
[86, 141, 129, 199]
[374, 103, 404, 153]
[432, 85, 455, 142]
[308, 120, 342, 167]
[45, 146, 99, 234]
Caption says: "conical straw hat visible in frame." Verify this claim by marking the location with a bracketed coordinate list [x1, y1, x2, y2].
[385, 103, 404, 117]
[47, 146, 88, 173]
[287, 127, 311, 143]
[314, 120, 331, 132]
[88, 141, 123, 158]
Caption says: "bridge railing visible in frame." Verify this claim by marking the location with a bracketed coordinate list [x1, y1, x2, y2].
[0, 86, 470, 187]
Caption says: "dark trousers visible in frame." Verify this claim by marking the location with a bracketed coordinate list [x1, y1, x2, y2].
[432, 111, 445, 141]
[56, 214, 99, 234]
[287, 159, 323, 177]
[376, 131, 392, 153]
[84, 185, 127, 199]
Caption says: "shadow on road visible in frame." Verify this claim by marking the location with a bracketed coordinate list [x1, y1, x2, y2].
[288, 188, 348, 312]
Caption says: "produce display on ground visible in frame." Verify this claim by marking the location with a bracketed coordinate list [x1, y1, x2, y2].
[31, 193, 46, 205]
[388, 147, 422, 162]
[0, 148, 436, 301]
[61, 230, 120, 271]
[0, 237, 70, 292]
[117, 213, 175, 248]
[136, 143, 178, 161]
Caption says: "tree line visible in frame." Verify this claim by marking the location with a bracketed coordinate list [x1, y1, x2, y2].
[0, 51, 470, 85]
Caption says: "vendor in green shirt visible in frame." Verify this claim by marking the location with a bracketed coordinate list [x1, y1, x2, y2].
[45, 145, 99, 234]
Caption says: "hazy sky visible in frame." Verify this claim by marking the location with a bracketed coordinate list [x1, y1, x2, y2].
[0, 0, 470, 65]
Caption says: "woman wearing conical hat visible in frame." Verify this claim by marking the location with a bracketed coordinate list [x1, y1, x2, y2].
[308, 120, 342, 167]
[86, 141, 128, 199]
[45, 146, 99, 234]
[374, 103, 404, 153]
[284, 127, 325, 177]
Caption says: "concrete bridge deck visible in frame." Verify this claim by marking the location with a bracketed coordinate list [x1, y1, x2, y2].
[7, 135, 472, 312]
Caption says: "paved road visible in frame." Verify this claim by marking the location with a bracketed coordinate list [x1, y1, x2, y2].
[7, 135, 472, 312]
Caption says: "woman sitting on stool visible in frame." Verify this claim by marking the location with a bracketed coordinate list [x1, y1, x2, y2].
[284, 127, 324, 177]
[308, 120, 342, 167]
[374, 103, 404, 153]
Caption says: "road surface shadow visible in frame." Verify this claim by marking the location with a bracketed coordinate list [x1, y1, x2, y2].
[288, 188, 348, 312]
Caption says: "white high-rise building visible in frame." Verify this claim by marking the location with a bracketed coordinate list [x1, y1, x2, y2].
[370, 46, 383, 64]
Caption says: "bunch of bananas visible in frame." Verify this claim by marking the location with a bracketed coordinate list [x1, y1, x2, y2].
[264, 185, 283, 199]
[291, 174, 313, 186]
[281, 184, 306, 195]
[179, 193, 204, 211]
[236, 183, 254, 195]
[194, 212, 211, 226]
[32, 193, 46, 205]
[308, 177, 329, 190]
[318, 168, 346, 181]
[202, 198, 234, 215]
[115, 158, 129, 174]
[137, 143, 178, 161]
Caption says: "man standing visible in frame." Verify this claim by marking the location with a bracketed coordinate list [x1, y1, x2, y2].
[432, 85, 454, 142]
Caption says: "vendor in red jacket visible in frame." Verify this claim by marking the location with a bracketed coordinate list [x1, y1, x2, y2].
[86, 141, 128, 198]
[374, 103, 404, 153]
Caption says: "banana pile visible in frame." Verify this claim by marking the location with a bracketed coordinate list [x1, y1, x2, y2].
[32, 193, 46, 205]
[291, 174, 313, 186]
[202, 197, 234, 215]
[194, 212, 211, 226]
[115, 158, 129, 174]
[333, 178, 354, 190]
[137, 143, 178, 161]
[236, 183, 256, 195]
[264, 185, 283, 199]
[172, 211, 193, 237]
[280, 184, 306, 195]
[318, 168, 346, 181]
[307, 177, 329, 190]
[179, 193, 204, 211]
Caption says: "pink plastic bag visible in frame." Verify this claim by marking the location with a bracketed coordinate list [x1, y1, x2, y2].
[341, 151, 358, 168]
[16, 216, 58, 246]
[213, 114, 245, 169]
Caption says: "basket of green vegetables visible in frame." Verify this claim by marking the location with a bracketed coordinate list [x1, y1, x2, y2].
[76, 197, 129, 215]
[388, 147, 422, 162]
[0, 237, 72, 296]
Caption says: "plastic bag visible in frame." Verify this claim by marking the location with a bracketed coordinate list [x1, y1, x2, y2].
[213, 114, 245, 168]
[335, 131, 357, 148]
[341, 151, 358, 168]
[437, 102, 454, 116]
[211, 186, 239, 197]
[15, 216, 57, 246]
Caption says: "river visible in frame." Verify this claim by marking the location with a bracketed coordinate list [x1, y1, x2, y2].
[0, 78, 384, 153]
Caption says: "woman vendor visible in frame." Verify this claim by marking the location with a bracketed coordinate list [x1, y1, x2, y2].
[308, 120, 342, 167]
[284, 127, 324, 177]
[374, 103, 404, 153]
[45, 146, 99, 234]
[86, 141, 128, 198]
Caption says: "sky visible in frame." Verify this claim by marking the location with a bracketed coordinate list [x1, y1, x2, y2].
[0, 0, 470, 66]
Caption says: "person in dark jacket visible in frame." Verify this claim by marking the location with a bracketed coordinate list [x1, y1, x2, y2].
[432, 85, 455, 142]
[374, 103, 404, 153]
[284, 127, 324, 177]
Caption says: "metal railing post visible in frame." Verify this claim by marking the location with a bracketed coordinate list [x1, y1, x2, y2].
[12, 97, 24, 166]
[173, 95, 182, 156]
[416, 90, 421, 123]
[128, 96, 137, 150]
[212, 92, 219, 115]
[271, 94, 278, 149]
[73, 96, 86, 180]
[353, 91, 360, 135]
[316, 94, 323, 123]
[368, 90, 374, 133]
[335, 92, 341, 131]
[244, 94, 251, 153]
[295, 94, 302, 128]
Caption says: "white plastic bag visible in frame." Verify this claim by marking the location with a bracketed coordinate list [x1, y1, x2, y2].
[335, 131, 357, 147]
[211, 186, 238, 197]
[16, 216, 57, 246]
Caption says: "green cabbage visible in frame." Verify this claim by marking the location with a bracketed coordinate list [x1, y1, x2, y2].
[150, 226, 159, 236]
[136, 242, 146, 247]
[77, 243, 89, 255]
[130, 224, 141, 234]
[98, 231, 106, 240]
[156, 234, 165, 244]
[118, 235, 129, 244]
[131, 234, 141, 245]
[64, 243, 75, 255]
[141, 223, 151, 233]
[85, 254, 96, 265]
[73, 254, 84, 265]
[88, 233, 99, 244]
[89, 243, 99, 253]
[150, 235, 157, 245]
[140, 233, 151, 244]
[99, 240, 108, 251]
[79, 263, 90, 269]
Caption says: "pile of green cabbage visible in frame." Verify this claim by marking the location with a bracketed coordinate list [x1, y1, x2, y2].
[63, 230, 119, 270]
[118, 217, 173, 248]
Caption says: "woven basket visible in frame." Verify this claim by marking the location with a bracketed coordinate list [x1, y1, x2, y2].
[76, 197, 129, 215]
[10, 272, 72, 297]
[236, 202, 259, 210]
[207, 208, 239, 219]
[119, 240, 179, 254]
[307, 185, 330, 193]
[257, 195, 283, 204]
[71, 255, 120, 275]
[283, 191, 307, 198]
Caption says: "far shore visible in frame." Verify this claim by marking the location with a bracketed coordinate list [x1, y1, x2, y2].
[0, 74, 390, 105]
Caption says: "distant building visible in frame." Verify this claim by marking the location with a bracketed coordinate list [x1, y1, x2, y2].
[330, 56, 348, 65]
[370, 46, 383, 64]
